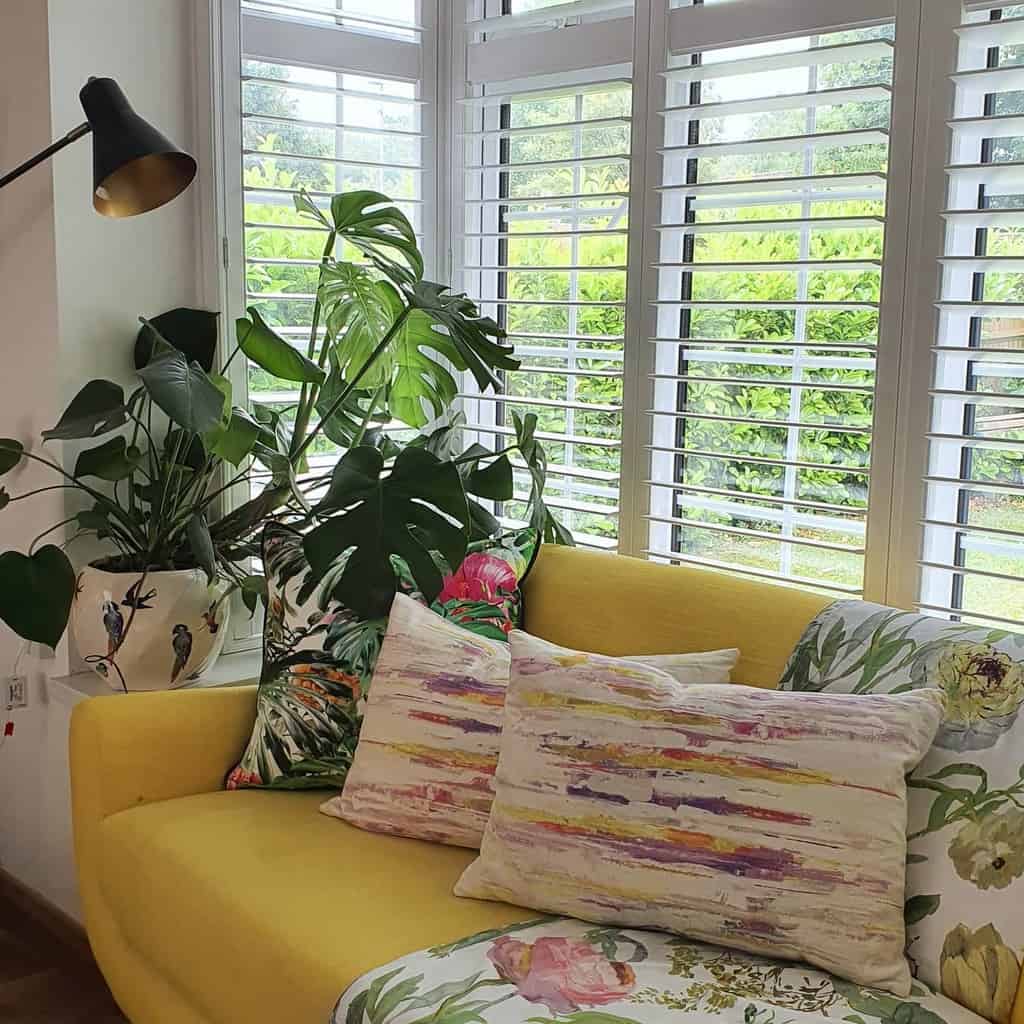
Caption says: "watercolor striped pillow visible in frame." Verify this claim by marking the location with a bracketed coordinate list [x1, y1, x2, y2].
[321, 594, 739, 848]
[455, 630, 944, 996]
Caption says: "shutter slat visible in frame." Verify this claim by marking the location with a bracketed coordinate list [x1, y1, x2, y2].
[660, 83, 891, 121]
[645, 479, 867, 517]
[655, 259, 882, 272]
[954, 14, 1024, 46]
[657, 171, 887, 198]
[661, 39, 893, 84]
[243, 147, 423, 171]
[661, 128, 889, 161]
[656, 215, 885, 233]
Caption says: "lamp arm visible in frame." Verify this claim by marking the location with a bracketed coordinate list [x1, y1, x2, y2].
[0, 121, 92, 190]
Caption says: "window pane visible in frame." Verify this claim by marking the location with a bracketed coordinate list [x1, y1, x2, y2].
[459, 76, 632, 549]
[648, 23, 896, 595]
[921, 5, 1024, 629]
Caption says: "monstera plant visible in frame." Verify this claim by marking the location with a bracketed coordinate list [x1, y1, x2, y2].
[0, 189, 568, 681]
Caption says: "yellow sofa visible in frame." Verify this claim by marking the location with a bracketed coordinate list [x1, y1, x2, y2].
[70, 546, 1024, 1024]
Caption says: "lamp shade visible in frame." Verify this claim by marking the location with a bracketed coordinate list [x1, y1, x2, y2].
[78, 77, 196, 218]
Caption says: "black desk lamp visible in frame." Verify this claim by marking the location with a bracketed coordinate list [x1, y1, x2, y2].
[0, 77, 196, 217]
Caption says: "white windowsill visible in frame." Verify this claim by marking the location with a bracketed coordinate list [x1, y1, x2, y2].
[47, 649, 263, 708]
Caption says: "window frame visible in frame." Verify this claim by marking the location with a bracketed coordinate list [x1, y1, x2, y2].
[203, 0, 1015, 639]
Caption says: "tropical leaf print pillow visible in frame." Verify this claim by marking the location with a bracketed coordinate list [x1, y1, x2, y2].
[225, 522, 538, 791]
[780, 601, 1024, 1024]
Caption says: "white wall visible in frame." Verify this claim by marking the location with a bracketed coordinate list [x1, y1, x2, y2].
[0, 0, 208, 920]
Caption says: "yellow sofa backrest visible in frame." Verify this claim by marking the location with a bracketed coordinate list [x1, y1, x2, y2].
[522, 545, 833, 688]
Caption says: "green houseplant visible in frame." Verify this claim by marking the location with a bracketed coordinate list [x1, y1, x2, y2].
[0, 189, 568, 688]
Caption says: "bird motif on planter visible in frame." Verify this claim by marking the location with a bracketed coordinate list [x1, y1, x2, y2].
[102, 599, 124, 659]
[122, 579, 157, 610]
[202, 602, 220, 635]
[170, 624, 193, 685]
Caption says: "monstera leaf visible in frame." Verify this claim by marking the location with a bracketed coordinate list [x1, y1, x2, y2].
[315, 351, 389, 448]
[389, 309, 465, 428]
[319, 263, 399, 390]
[306, 189, 422, 281]
[404, 280, 518, 392]
[0, 546, 76, 647]
[513, 411, 574, 546]
[303, 446, 470, 618]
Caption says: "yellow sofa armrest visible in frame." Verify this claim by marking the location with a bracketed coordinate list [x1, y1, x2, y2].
[70, 685, 257, 824]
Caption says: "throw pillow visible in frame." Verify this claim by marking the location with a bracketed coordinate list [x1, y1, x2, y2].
[225, 523, 538, 790]
[780, 601, 1024, 1023]
[322, 593, 739, 847]
[455, 630, 943, 996]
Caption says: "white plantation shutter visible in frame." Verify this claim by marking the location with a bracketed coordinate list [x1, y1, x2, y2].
[236, 0, 432, 495]
[210, 0, 1024, 638]
[919, 2, 1024, 627]
[214, 1, 433, 647]
[642, 0, 904, 596]
[454, 1, 635, 548]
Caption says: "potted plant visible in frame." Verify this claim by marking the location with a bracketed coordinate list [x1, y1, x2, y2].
[0, 189, 568, 689]
[0, 307, 277, 690]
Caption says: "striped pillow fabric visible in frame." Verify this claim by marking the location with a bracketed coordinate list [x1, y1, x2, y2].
[455, 630, 944, 996]
[321, 594, 739, 848]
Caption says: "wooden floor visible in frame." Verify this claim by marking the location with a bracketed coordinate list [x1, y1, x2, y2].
[0, 881, 126, 1023]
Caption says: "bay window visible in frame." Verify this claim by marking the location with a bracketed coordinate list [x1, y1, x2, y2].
[211, 0, 1024, 629]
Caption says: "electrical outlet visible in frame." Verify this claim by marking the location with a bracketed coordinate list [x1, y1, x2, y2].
[6, 676, 27, 709]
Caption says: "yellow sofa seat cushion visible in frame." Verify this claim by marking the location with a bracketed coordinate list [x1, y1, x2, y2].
[99, 790, 533, 1024]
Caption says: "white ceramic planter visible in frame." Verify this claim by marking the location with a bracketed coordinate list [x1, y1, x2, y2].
[71, 564, 231, 692]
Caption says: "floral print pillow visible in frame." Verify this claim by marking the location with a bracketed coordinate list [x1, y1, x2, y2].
[780, 602, 1024, 1024]
[333, 908, 989, 1024]
[225, 523, 538, 791]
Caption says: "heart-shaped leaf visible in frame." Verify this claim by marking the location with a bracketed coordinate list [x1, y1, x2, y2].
[0, 546, 76, 647]
[205, 406, 261, 466]
[305, 445, 470, 617]
[74, 436, 145, 481]
[135, 307, 220, 372]
[77, 505, 112, 537]
[42, 380, 126, 441]
[239, 573, 268, 615]
[0, 439, 24, 475]
[137, 335, 228, 435]
[236, 308, 325, 385]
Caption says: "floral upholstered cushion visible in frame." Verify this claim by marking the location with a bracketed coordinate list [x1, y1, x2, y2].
[780, 602, 1024, 1023]
[322, 593, 739, 847]
[332, 916, 989, 1024]
[225, 524, 538, 790]
[456, 631, 944, 995]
